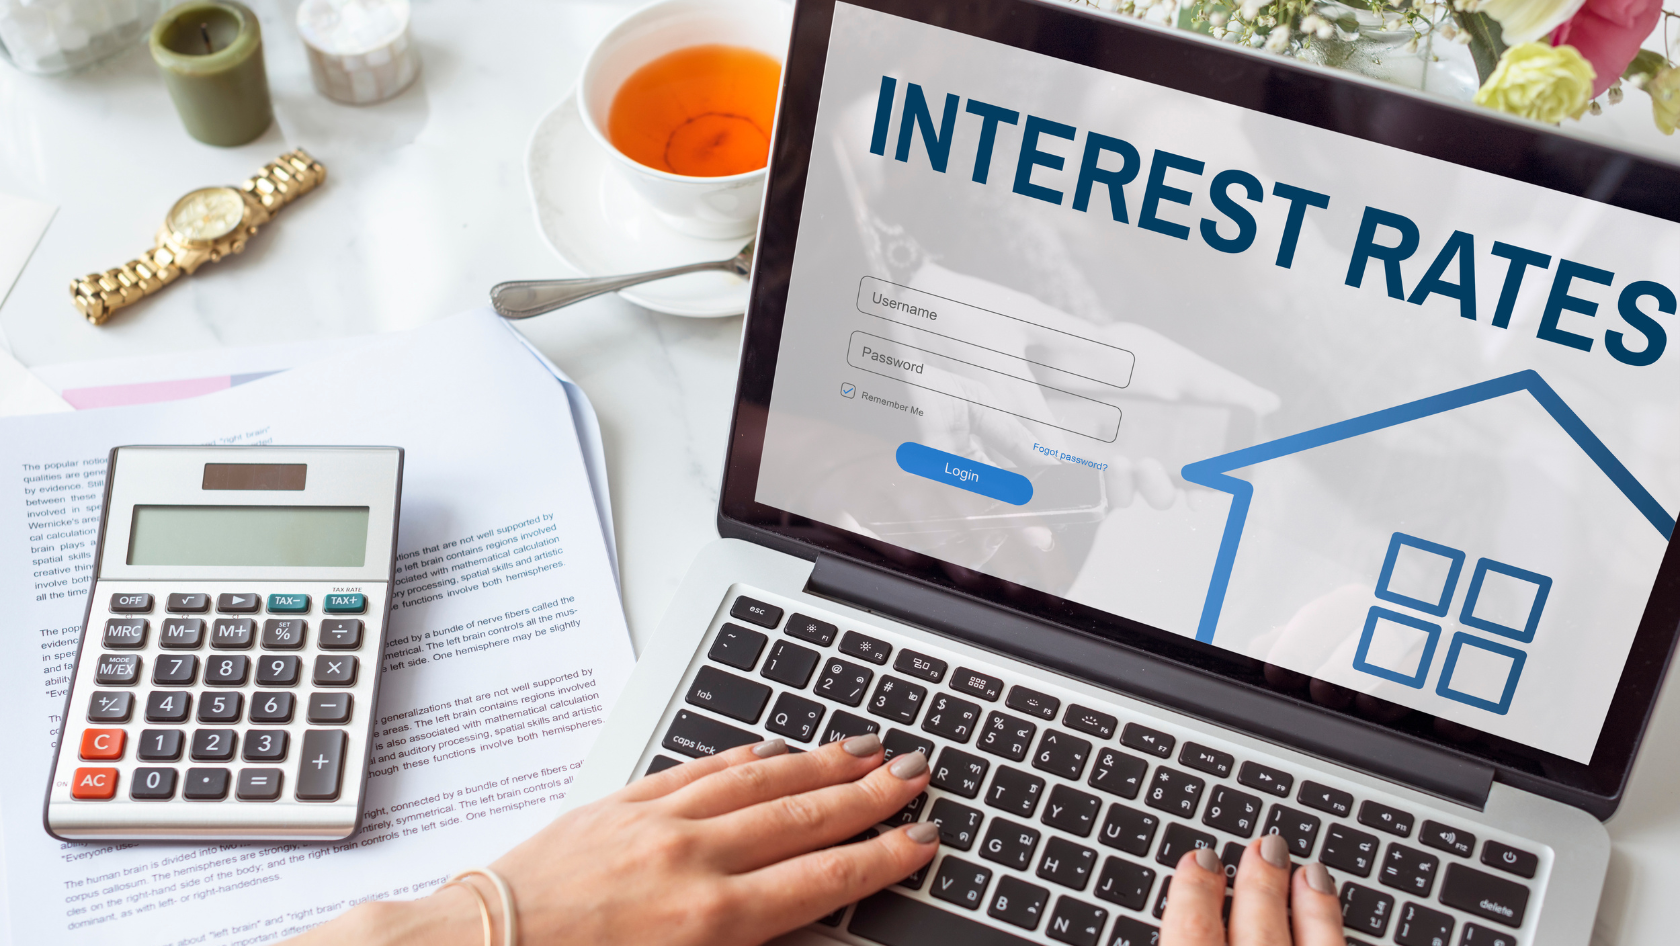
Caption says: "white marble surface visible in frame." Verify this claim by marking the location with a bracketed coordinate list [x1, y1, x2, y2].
[0, 2, 1676, 943]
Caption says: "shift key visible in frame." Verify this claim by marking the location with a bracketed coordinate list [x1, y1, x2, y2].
[685, 666, 772, 724]
[1439, 863, 1530, 928]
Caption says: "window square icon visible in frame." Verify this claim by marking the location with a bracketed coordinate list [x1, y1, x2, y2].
[1436, 633, 1527, 715]
[1353, 607, 1441, 688]
[1374, 533, 1466, 617]
[1459, 559, 1551, 644]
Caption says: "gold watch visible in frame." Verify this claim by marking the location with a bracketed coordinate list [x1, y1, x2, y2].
[70, 149, 327, 325]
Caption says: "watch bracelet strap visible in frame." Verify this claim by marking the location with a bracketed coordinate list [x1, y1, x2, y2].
[241, 148, 326, 216]
[71, 245, 183, 325]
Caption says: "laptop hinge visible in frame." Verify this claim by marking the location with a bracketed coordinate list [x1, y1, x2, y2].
[806, 553, 1495, 810]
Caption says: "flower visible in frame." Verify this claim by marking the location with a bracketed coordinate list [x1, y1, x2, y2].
[1478, 0, 1588, 43]
[1549, 0, 1666, 97]
[1473, 41, 1596, 122]
[1650, 67, 1680, 135]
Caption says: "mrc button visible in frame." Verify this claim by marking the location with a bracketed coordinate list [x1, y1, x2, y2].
[103, 618, 147, 648]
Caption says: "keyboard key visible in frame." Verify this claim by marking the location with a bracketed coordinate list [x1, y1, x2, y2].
[88, 691, 134, 722]
[1107, 915, 1160, 946]
[820, 710, 879, 744]
[251, 691, 295, 723]
[839, 630, 891, 665]
[782, 611, 833, 643]
[204, 654, 250, 686]
[1418, 820, 1475, 858]
[1460, 923, 1518, 946]
[929, 797, 985, 850]
[1094, 857, 1156, 911]
[319, 619, 364, 649]
[850, 890, 1036, 946]
[137, 729, 184, 761]
[1144, 766, 1204, 818]
[1393, 901, 1454, 946]
[1379, 843, 1440, 896]
[1439, 863, 1529, 927]
[987, 766, 1046, 817]
[989, 875, 1050, 930]
[645, 755, 682, 776]
[924, 692, 982, 742]
[1089, 747, 1147, 799]
[323, 593, 366, 614]
[1042, 784, 1103, 837]
[297, 730, 347, 800]
[731, 596, 783, 629]
[307, 693, 352, 724]
[882, 728, 935, 762]
[1098, 804, 1160, 856]
[256, 655, 303, 687]
[191, 729, 237, 761]
[110, 592, 153, 613]
[1065, 705, 1118, 739]
[1038, 836, 1098, 890]
[147, 690, 193, 724]
[262, 618, 307, 649]
[152, 654, 198, 686]
[131, 767, 176, 800]
[1120, 722, 1173, 758]
[1236, 761, 1293, 798]
[211, 618, 255, 649]
[1320, 823, 1380, 877]
[686, 665, 772, 723]
[95, 653, 140, 686]
[1034, 729, 1092, 780]
[867, 676, 927, 724]
[952, 668, 1003, 702]
[708, 623, 767, 670]
[166, 593, 208, 612]
[1480, 840, 1538, 879]
[1203, 785, 1262, 838]
[761, 640, 822, 688]
[159, 618, 205, 649]
[1298, 781, 1353, 817]
[1156, 822, 1217, 867]
[267, 593, 309, 613]
[197, 692, 242, 723]
[662, 709, 758, 757]
[217, 593, 259, 613]
[978, 712, 1037, 762]
[894, 649, 947, 683]
[237, 768, 284, 801]
[899, 863, 931, 891]
[1359, 800, 1414, 837]
[932, 747, 990, 798]
[243, 729, 288, 762]
[184, 767, 231, 800]
[1178, 743, 1233, 778]
[1263, 805, 1321, 858]
[888, 792, 928, 826]
[764, 692, 824, 742]
[313, 655, 358, 686]
[1007, 685, 1060, 721]
[931, 856, 993, 910]
[104, 618, 147, 648]
[79, 728, 125, 760]
[1046, 896, 1108, 946]
[71, 767, 118, 799]
[1341, 882, 1395, 937]
[1220, 842, 1245, 886]
[1151, 878, 1171, 919]
[981, 818, 1041, 869]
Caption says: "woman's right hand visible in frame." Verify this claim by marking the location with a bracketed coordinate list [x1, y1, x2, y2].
[1161, 834, 1347, 946]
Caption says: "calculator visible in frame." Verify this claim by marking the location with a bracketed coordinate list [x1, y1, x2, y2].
[44, 446, 403, 841]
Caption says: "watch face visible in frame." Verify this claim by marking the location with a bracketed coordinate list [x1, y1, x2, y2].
[166, 187, 245, 244]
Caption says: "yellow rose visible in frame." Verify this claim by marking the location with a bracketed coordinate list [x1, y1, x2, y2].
[1474, 42, 1597, 124]
[1650, 67, 1680, 136]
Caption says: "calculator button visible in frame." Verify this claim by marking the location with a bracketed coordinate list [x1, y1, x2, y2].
[110, 593, 153, 613]
[251, 691, 296, 723]
[130, 767, 177, 801]
[313, 655, 359, 687]
[71, 767, 118, 799]
[319, 619, 364, 650]
[243, 729, 289, 762]
[79, 728, 125, 760]
[88, 691, 134, 722]
[203, 655, 250, 686]
[168, 593, 209, 612]
[197, 692, 243, 723]
[297, 730, 348, 800]
[137, 729, 184, 761]
[146, 691, 192, 722]
[323, 593, 366, 614]
[267, 593, 310, 613]
[237, 768, 284, 801]
[211, 618, 255, 649]
[183, 768, 231, 800]
[256, 655, 303, 687]
[95, 653, 140, 685]
[152, 655, 199, 686]
[191, 729, 238, 761]
[307, 693, 353, 724]
[217, 593, 259, 613]
[103, 618, 147, 648]
[159, 618, 206, 649]
[262, 619, 307, 649]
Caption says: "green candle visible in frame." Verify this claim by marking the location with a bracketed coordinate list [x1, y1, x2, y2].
[150, 1, 273, 147]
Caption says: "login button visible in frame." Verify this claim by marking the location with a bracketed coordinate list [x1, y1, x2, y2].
[896, 442, 1033, 506]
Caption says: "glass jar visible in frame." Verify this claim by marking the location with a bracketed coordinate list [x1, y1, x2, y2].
[0, 0, 163, 75]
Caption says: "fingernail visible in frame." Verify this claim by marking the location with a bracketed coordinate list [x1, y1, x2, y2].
[1305, 862, 1337, 895]
[752, 738, 787, 758]
[1194, 847, 1220, 873]
[842, 733, 882, 757]
[906, 822, 940, 844]
[1261, 833, 1290, 868]
[888, 751, 928, 779]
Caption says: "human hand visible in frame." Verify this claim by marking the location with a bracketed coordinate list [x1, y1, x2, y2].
[292, 734, 936, 946]
[1161, 835, 1346, 946]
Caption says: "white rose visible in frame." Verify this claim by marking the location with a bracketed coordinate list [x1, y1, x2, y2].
[1477, 0, 1589, 43]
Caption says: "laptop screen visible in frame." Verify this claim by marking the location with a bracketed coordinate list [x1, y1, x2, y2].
[728, 0, 1680, 799]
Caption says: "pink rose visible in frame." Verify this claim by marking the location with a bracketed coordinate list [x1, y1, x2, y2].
[1551, 0, 1666, 97]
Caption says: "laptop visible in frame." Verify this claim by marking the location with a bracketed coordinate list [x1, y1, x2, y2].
[574, 0, 1680, 943]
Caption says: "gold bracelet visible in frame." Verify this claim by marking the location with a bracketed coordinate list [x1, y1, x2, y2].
[446, 868, 518, 946]
[437, 878, 494, 946]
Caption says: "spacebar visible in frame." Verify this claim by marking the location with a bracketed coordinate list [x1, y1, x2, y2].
[848, 891, 1036, 946]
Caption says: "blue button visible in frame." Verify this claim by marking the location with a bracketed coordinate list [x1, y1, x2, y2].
[267, 593, 309, 613]
[896, 442, 1033, 505]
[324, 593, 367, 614]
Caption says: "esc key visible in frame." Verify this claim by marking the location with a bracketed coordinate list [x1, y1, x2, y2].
[110, 593, 153, 613]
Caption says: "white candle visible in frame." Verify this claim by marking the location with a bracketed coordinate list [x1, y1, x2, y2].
[295, 0, 418, 105]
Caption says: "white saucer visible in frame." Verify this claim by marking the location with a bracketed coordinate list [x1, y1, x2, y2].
[525, 92, 752, 318]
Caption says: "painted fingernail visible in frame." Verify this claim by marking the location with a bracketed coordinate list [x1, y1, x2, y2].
[752, 739, 787, 758]
[888, 751, 928, 779]
[842, 733, 882, 757]
[906, 822, 940, 844]
[1194, 847, 1221, 873]
[1261, 833, 1290, 868]
[1305, 862, 1337, 895]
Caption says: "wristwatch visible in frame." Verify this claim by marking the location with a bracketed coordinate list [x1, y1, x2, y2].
[70, 149, 327, 325]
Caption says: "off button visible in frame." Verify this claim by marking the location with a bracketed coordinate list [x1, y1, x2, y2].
[895, 442, 1033, 506]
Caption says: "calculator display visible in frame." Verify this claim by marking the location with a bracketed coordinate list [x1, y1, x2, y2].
[127, 505, 370, 567]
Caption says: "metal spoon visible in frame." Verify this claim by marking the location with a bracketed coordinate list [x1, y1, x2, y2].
[490, 241, 754, 319]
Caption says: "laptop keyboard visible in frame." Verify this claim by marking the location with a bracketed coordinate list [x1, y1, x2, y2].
[644, 591, 1544, 946]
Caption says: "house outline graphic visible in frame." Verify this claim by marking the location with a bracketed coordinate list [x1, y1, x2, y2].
[1179, 370, 1677, 645]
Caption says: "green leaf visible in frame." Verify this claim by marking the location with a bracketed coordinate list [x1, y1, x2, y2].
[1455, 11, 1507, 87]
[1624, 49, 1668, 82]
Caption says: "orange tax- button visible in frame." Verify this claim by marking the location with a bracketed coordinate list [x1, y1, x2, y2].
[71, 767, 118, 799]
[80, 728, 125, 761]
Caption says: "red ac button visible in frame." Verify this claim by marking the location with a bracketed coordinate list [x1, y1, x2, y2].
[71, 767, 118, 799]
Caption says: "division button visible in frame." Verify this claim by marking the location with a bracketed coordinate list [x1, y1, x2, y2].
[1479, 840, 1538, 879]
[296, 730, 347, 800]
[319, 619, 364, 650]
[167, 593, 209, 612]
[708, 623, 768, 671]
[237, 768, 284, 801]
[323, 593, 366, 614]
[71, 767, 118, 799]
[729, 596, 783, 630]
[894, 649, 947, 683]
[184, 767, 231, 800]
[109, 593, 153, 613]
[217, 593, 259, 613]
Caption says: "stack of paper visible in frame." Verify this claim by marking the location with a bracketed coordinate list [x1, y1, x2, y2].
[0, 311, 636, 944]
